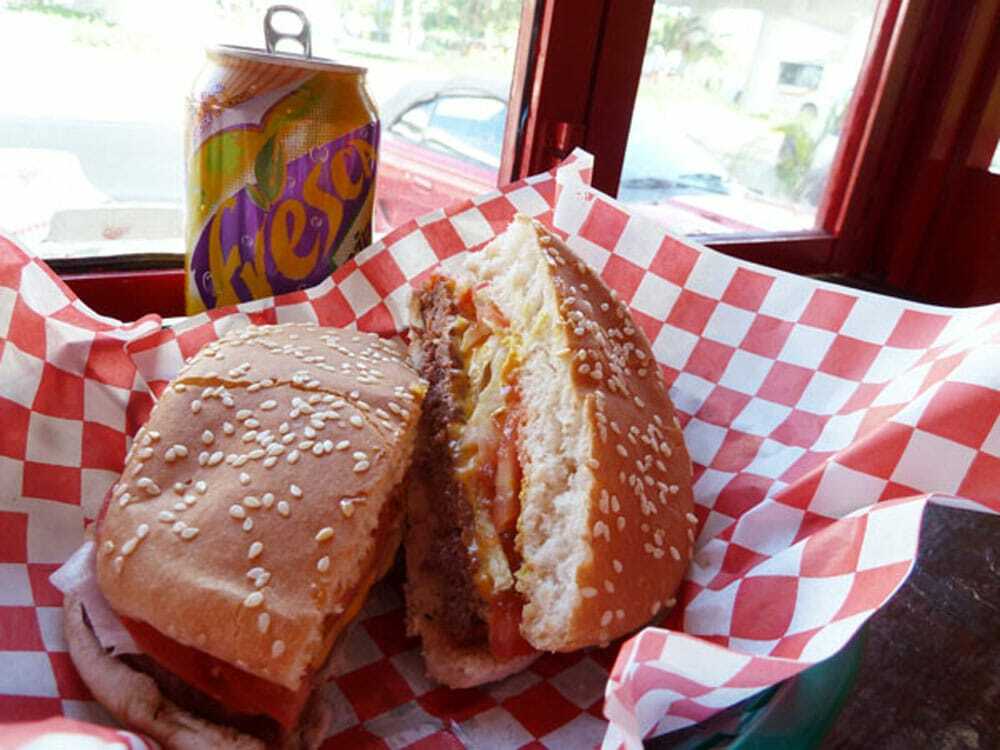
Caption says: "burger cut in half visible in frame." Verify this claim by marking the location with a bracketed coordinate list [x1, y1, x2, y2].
[65, 324, 425, 749]
[406, 215, 697, 688]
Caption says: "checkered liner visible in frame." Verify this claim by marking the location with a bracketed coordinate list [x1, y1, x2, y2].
[2, 151, 998, 750]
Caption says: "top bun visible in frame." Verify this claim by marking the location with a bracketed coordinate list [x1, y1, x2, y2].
[463, 216, 696, 651]
[96, 324, 425, 691]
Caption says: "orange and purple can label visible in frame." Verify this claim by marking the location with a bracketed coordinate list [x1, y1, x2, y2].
[185, 46, 378, 314]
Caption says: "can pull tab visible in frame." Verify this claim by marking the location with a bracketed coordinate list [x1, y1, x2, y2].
[264, 5, 312, 57]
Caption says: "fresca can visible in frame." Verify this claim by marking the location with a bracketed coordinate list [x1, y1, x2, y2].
[185, 5, 378, 314]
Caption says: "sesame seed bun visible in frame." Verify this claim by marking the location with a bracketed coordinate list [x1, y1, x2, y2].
[407, 216, 694, 685]
[93, 324, 425, 704]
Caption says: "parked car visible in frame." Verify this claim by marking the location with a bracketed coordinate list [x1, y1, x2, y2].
[376, 79, 759, 234]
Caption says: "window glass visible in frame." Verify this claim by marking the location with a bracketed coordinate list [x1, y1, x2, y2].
[0, 0, 523, 257]
[623, 0, 879, 235]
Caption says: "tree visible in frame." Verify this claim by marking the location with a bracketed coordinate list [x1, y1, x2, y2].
[649, 9, 722, 71]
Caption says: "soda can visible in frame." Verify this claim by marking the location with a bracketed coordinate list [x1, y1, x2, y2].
[185, 5, 378, 314]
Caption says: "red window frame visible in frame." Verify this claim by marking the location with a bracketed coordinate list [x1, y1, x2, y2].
[61, 0, 1000, 317]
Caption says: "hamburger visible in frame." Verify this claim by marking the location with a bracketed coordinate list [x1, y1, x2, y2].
[405, 215, 696, 688]
[64, 323, 426, 749]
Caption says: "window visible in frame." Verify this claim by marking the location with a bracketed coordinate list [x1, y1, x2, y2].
[619, 0, 880, 236]
[0, 0, 525, 257]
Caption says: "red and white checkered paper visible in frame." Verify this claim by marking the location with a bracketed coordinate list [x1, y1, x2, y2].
[2, 151, 999, 750]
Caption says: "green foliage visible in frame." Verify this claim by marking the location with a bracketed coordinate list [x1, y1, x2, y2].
[648, 8, 722, 68]
[7, 0, 114, 24]
[420, 0, 521, 53]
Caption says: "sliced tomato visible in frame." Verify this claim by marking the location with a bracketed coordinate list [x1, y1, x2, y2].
[120, 616, 310, 729]
[491, 409, 521, 536]
[487, 591, 535, 661]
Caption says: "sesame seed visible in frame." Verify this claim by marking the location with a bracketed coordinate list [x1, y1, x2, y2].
[198, 451, 209, 466]
[190, 400, 202, 414]
[243, 495, 261, 509]
[121, 538, 138, 556]
[118, 493, 131, 508]
[248, 448, 265, 459]
[201, 430, 214, 445]
[236, 409, 252, 421]
[287, 450, 300, 464]
[158, 511, 176, 523]
[336, 440, 350, 451]
[181, 526, 199, 540]
[317, 556, 330, 573]
[600, 611, 613, 627]
[173, 383, 187, 392]
[290, 484, 302, 498]
[229, 505, 245, 519]
[670, 546, 681, 561]
[581, 587, 598, 598]
[617, 516, 626, 531]
[616, 444, 628, 457]
[257, 612, 270, 634]
[195, 480, 207, 494]
[612, 559, 623, 573]
[243, 518, 254, 532]
[593, 520, 610, 541]
[271, 640, 285, 658]
[349, 415, 364, 428]
[173, 501, 186, 512]
[277, 501, 290, 517]
[315, 527, 334, 542]
[616, 609, 625, 620]
[311, 443, 324, 456]
[260, 400, 277, 411]
[685, 512, 698, 524]
[239, 472, 251, 486]
[604, 580, 615, 593]
[137, 447, 154, 460]
[611, 495, 621, 513]
[102, 540, 114, 555]
[263, 456, 278, 468]
[243, 431, 259, 443]
[687, 528, 695, 542]
[304, 426, 316, 439]
[248, 542, 263, 559]
[207, 451, 224, 466]
[112, 556, 124, 573]
[340, 499, 355, 517]
[353, 460, 370, 473]
[243, 592, 264, 608]
[172, 521, 187, 534]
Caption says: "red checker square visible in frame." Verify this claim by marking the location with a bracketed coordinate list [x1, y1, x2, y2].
[126, 391, 155, 438]
[82, 422, 127, 472]
[22, 462, 81, 505]
[176, 325, 218, 361]
[0, 607, 45, 649]
[685, 338, 736, 383]
[32, 364, 85, 420]
[0, 237, 28, 285]
[711, 431, 765, 473]
[778, 451, 832, 486]
[28, 564, 64, 606]
[336, 659, 415, 722]
[818, 336, 881, 381]
[771, 410, 826, 449]
[85, 341, 137, 390]
[357, 303, 397, 337]
[0, 398, 29, 459]
[957, 452, 1000, 508]
[601, 255, 645, 303]
[531, 179, 556, 207]
[774, 467, 823, 511]
[757, 362, 813, 407]
[634, 630, 668, 665]
[0, 512, 28, 562]
[707, 543, 769, 591]
[362, 610, 417, 658]
[918, 382, 1000, 449]
[800, 515, 867, 577]
[798, 289, 856, 332]
[320, 726, 388, 750]
[834, 560, 912, 620]
[838, 422, 913, 479]
[531, 649, 585, 679]
[7, 297, 47, 359]
[631, 662, 711, 700]
[713, 473, 772, 519]
[790, 512, 833, 546]
[854, 404, 904, 442]
[477, 195, 518, 225]
[725, 656, 804, 688]
[501, 680, 580, 738]
[699, 634, 731, 648]
[722, 268, 774, 311]
[407, 731, 467, 750]
[697, 386, 751, 427]
[880, 481, 921, 502]
[0, 696, 62, 723]
[314, 285, 358, 328]
[886, 309, 950, 349]
[421, 219, 467, 261]
[666, 290, 717, 337]
[770, 628, 821, 659]
[922, 352, 965, 393]
[578, 198, 629, 248]
[670, 698, 717, 724]
[418, 685, 495, 723]
[730, 576, 798, 640]
[49, 652, 92, 700]
[740, 314, 794, 359]
[840, 382, 882, 413]
[360, 252, 406, 298]
[649, 236, 699, 287]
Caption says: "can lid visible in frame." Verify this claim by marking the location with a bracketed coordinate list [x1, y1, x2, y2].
[210, 4, 366, 75]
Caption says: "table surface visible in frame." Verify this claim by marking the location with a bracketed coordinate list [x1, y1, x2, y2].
[821, 504, 999, 749]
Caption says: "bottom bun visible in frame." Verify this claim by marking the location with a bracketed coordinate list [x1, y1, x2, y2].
[404, 474, 538, 688]
[63, 592, 330, 750]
